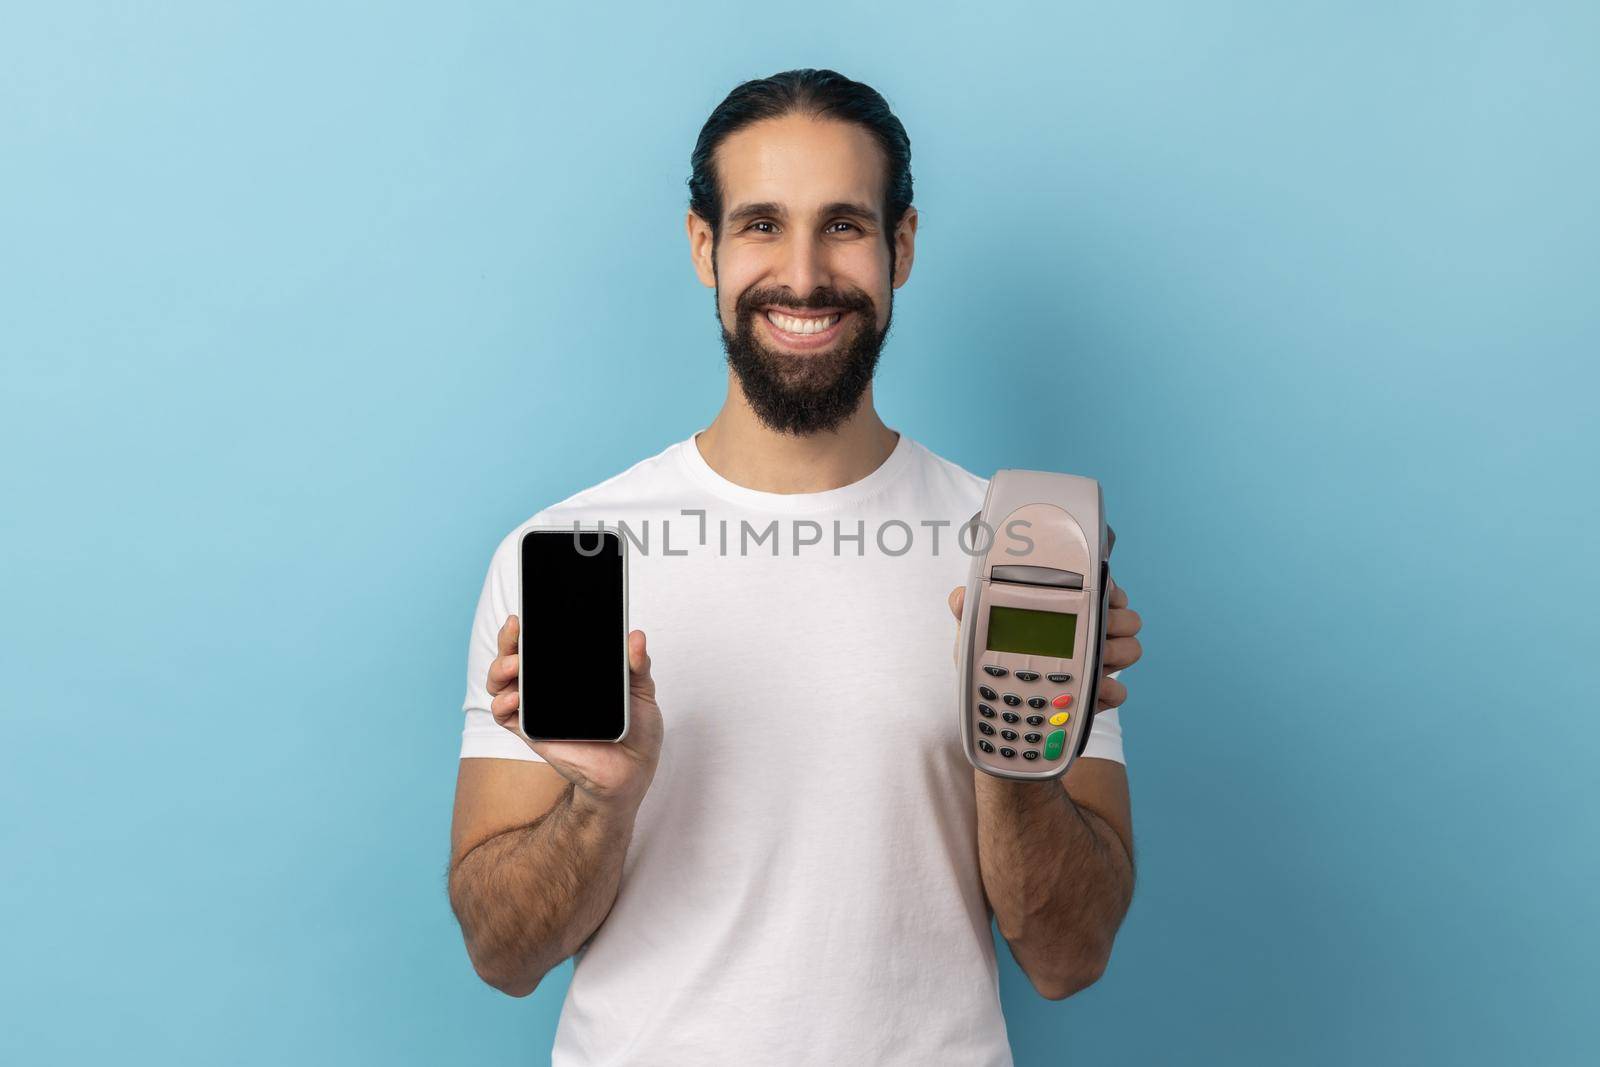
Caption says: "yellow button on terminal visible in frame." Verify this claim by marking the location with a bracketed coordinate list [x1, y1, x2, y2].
[1048, 711, 1070, 726]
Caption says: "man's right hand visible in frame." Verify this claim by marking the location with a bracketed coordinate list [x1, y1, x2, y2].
[487, 616, 664, 814]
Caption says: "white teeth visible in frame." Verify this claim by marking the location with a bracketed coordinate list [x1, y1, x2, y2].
[766, 310, 840, 336]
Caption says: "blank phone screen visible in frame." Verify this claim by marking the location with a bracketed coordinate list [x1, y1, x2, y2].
[520, 529, 626, 741]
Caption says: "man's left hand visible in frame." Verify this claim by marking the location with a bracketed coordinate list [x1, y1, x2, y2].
[1095, 576, 1142, 710]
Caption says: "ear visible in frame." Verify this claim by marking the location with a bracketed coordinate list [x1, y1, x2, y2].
[891, 205, 918, 289]
[687, 211, 717, 289]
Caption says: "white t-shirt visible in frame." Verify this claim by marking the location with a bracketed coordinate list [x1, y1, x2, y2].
[459, 430, 1126, 1066]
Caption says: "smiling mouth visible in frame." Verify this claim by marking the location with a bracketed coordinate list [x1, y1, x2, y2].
[760, 309, 851, 347]
[764, 309, 842, 334]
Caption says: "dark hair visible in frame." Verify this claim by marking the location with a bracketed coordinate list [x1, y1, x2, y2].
[687, 69, 914, 253]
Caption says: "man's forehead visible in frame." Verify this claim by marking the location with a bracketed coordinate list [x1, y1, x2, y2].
[715, 117, 884, 219]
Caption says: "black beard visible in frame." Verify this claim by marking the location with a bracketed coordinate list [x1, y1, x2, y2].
[717, 281, 892, 436]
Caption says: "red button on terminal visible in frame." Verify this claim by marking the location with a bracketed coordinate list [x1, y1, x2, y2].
[1051, 693, 1073, 709]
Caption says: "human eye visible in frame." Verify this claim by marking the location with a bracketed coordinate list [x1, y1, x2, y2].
[743, 220, 778, 234]
[827, 220, 859, 234]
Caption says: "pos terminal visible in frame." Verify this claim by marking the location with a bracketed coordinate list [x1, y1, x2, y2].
[957, 470, 1111, 781]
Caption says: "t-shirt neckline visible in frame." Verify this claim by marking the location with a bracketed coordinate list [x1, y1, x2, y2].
[676, 427, 915, 513]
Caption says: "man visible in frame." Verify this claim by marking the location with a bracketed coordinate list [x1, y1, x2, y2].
[448, 68, 1143, 1066]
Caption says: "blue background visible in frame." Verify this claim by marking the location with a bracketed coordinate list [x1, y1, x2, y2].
[3, 2, 1596, 1064]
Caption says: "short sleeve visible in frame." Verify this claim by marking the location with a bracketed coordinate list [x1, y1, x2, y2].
[1079, 670, 1127, 764]
[460, 529, 547, 762]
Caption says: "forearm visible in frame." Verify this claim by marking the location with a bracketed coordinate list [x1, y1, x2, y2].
[448, 783, 638, 997]
[974, 772, 1134, 998]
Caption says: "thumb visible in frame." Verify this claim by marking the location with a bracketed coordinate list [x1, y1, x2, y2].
[949, 587, 965, 667]
[627, 630, 655, 695]
[497, 614, 519, 658]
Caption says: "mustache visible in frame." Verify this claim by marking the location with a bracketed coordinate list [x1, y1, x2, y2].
[736, 287, 875, 315]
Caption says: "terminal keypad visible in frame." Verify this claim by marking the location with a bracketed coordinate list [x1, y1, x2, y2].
[974, 662, 1073, 767]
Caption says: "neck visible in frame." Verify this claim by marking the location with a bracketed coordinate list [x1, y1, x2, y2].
[694, 378, 900, 494]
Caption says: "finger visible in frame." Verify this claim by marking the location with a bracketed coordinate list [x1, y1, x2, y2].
[948, 585, 965, 621]
[490, 686, 520, 725]
[1103, 635, 1143, 671]
[497, 615, 520, 658]
[1108, 578, 1128, 610]
[1105, 607, 1141, 638]
[1096, 674, 1127, 711]
[627, 630, 650, 675]
[485, 652, 519, 695]
[627, 630, 656, 698]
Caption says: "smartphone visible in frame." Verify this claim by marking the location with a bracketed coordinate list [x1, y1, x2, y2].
[517, 525, 629, 743]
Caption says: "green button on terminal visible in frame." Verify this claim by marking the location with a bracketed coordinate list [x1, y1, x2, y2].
[1043, 729, 1066, 760]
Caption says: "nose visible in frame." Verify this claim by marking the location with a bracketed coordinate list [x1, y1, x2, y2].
[773, 231, 830, 303]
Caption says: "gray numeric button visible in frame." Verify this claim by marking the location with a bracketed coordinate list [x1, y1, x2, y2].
[999, 747, 1017, 758]
[978, 720, 996, 735]
[1002, 693, 1022, 706]
[978, 738, 994, 753]
[1027, 697, 1047, 709]
[1023, 750, 1040, 761]
[978, 685, 998, 701]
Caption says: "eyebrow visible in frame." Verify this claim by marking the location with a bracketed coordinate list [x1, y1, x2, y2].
[725, 200, 881, 227]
